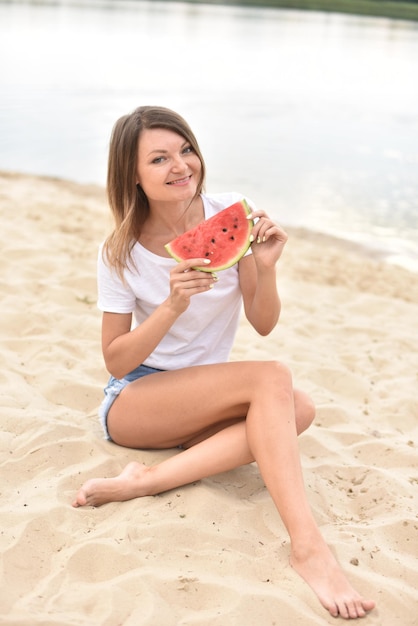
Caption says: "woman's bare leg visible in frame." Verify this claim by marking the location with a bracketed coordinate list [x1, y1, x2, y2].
[72, 376, 314, 506]
[72, 385, 313, 504]
[73, 361, 374, 619]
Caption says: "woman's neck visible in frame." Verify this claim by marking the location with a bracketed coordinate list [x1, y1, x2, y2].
[146, 196, 204, 239]
[138, 195, 205, 256]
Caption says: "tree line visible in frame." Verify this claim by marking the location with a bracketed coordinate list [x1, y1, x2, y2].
[166, 0, 418, 21]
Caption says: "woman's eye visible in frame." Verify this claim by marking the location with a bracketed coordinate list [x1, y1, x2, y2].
[151, 156, 165, 164]
[182, 145, 194, 154]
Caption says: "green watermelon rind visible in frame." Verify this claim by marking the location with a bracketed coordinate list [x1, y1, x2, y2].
[165, 199, 254, 272]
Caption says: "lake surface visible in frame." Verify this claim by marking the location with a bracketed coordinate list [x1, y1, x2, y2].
[1, 0, 418, 270]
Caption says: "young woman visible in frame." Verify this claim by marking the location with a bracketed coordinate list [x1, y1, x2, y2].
[73, 106, 375, 619]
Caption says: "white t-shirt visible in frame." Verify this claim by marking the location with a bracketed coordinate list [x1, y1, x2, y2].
[97, 191, 254, 371]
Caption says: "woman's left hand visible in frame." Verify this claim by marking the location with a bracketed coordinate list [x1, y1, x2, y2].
[248, 210, 288, 268]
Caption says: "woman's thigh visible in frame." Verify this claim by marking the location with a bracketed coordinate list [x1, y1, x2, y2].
[106, 360, 292, 449]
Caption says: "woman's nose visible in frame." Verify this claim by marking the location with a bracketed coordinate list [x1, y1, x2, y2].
[172, 155, 188, 171]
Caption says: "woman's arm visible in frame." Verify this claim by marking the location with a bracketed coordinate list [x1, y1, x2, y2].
[102, 305, 178, 379]
[239, 254, 280, 335]
[239, 211, 288, 336]
[102, 256, 216, 379]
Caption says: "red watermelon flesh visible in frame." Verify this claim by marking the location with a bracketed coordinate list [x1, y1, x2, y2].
[165, 199, 253, 272]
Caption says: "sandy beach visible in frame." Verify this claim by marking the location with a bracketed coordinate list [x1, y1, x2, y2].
[0, 170, 417, 625]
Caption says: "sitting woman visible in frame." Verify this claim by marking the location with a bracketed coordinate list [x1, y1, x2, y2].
[73, 105, 375, 620]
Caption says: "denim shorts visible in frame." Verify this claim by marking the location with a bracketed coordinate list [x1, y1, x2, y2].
[99, 363, 164, 441]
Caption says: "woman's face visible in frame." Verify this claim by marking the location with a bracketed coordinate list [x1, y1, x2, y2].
[136, 128, 202, 204]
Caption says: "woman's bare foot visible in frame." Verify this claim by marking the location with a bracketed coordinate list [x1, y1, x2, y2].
[290, 534, 375, 619]
[72, 461, 149, 507]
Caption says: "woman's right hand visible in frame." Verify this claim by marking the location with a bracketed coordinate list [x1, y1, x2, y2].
[168, 258, 216, 313]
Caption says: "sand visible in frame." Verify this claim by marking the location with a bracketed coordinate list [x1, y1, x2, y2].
[0, 171, 417, 625]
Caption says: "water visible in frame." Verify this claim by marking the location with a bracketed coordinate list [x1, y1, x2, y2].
[1, 0, 418, 271]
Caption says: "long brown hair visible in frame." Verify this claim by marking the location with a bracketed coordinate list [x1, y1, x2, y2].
[104, 106, 206, 276]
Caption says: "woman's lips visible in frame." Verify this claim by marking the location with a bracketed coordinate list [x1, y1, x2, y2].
[166, 175, 192, 186]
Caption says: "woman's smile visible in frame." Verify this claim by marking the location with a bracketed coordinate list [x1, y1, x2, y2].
[166, 175, 193, 186]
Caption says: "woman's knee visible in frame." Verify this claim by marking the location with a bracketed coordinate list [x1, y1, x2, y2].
[251, 361, 295, 406]
[252, 363, 314, 434]
[257, 360, 293, 385]
[294, 389, 316, 435]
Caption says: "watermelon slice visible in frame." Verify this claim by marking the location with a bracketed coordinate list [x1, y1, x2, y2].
[165, 199, 253, 272]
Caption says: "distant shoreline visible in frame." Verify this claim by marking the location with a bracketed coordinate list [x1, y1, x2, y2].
[160, 0, 418, 22]
[3, 169, 417, 279]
